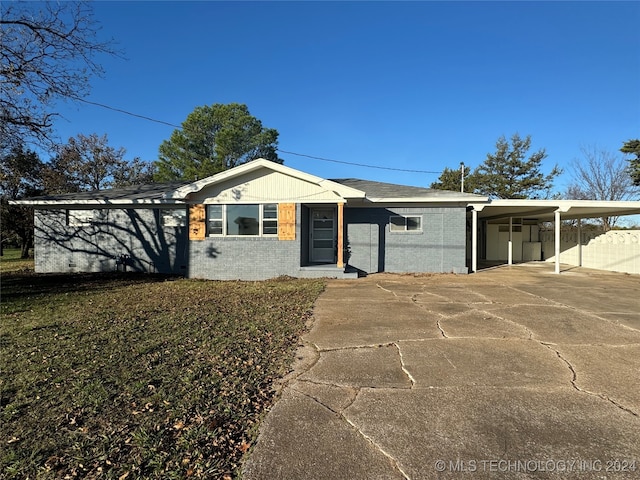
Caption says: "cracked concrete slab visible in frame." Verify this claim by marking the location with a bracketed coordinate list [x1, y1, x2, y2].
[413, 285, 491, 304]
[243, 265, 640, 480]
[345, 386, 640, 480]
[515, 284, 640, 314]
[398, 338, 568, 388]
[306, 299, 441, 349]
[412, 300, 474, 316]
[376, 281, 428, 297]
[599, 312, 640, 331]
[464, 284, 554, 305]
[556, 344, 640, 414]
[242, 389, 405, 480]
[293, 381, 359, 413]
[438, 310, 531, 339]
[488, 305, 640, 345]
[300, 344, 412, 388]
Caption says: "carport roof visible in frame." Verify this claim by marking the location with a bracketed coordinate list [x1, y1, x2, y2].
[469, 199, 640, 222]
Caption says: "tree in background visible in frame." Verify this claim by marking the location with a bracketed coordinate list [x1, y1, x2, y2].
[430, 165, 477, 193]
[155, 103, 282, 181]
[472, 134, 561, 199]
[565, 145, 638, 230]
[47, 133, 154, 192]
[1, 135, 155, 256]
[0, 1, 117, 151]
[620, 139, 640, 186]
[0, 146, 45, 257]
[112, 157, 156, 187]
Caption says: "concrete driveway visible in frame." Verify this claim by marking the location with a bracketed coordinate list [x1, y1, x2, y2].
[243, 264, 640, 479]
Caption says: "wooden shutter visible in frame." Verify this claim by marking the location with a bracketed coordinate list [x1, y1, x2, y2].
[278, 203, 296, 240]
[189, 204, 206, 240]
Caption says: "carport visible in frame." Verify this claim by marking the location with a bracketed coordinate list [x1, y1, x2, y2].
[468, 200, 640, 274]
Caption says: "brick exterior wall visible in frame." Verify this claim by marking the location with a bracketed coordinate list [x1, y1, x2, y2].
[34, 208, 188, 274]
[188, 206, 302, 280]
[34, 204, 468, 279]
[344, 206, 468, 274]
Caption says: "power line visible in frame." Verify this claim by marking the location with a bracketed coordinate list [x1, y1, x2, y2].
[71, 96, 443, 174]
[277, 149, 442, 174]
[70, 95, 182, 129]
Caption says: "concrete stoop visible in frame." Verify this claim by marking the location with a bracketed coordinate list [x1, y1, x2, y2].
[298, 264, 359, 279]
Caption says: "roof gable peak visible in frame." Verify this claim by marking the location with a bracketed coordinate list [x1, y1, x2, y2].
[165, 158, 365, 200]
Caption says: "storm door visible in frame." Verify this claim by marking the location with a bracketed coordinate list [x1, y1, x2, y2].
[310, 208, 336, 263]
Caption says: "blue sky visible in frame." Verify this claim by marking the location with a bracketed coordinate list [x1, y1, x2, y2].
[49, 0, 639, 192]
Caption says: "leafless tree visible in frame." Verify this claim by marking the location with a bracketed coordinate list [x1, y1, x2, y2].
[565, 145, 639, 230]
[0, 1, 118, 151]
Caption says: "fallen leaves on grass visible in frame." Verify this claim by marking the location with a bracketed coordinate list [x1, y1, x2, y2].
[0, 272, 324, 479]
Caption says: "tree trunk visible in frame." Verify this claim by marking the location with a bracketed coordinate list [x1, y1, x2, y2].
[20, 231, 33, 259]
[21, 241, 30, 259]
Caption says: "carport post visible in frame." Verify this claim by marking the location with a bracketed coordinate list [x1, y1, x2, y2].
[554, 210, 561, 274]
[508, 217, 513, 265]
[337, 202, 344, 269]
[472, 209, 478, 272]
[577, 218, 582, 267]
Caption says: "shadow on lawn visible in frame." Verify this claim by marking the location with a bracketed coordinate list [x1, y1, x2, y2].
[1, 271, 182, 300]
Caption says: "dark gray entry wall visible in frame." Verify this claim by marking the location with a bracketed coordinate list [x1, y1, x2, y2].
[344, 206, 468, 274]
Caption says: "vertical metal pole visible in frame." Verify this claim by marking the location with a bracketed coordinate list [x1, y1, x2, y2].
[460, 162, 465, 193]
[577, 218, 582, 267]
[336, 202, 344, 268]
[472, 209, 478, 272]
[555, 210, 561, 274]
[508, 217, 513, 265]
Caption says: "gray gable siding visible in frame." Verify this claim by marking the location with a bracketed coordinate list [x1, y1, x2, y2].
[344, 206, 468, 275]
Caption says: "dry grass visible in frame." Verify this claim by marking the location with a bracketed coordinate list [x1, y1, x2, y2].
[0, 256, 324, 479]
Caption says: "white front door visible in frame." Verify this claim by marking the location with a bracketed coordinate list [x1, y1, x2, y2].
[310, 208, 335, 263]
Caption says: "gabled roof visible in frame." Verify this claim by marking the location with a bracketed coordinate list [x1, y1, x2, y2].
[164, 158, 366, 201]
[7, 158, 484, 207]
[331, 178, 488, 202]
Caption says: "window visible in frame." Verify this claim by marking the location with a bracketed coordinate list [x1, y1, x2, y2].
[263, 203, 278, 235]
[207, 205, 223, 235]
[67, 209, 94, 227]
[207, 204, 278, 236]
[389, 215, 422, 232]
[227, 205, 259, 235]
[161, 209, 187, 227]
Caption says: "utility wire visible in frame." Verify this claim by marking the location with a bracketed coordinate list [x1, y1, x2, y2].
[70, 95, 182, 129]
[277, 149, 442, 174]
[71, 96, 442, 174]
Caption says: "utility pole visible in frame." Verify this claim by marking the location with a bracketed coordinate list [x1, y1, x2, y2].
[460, 162, 465, 193]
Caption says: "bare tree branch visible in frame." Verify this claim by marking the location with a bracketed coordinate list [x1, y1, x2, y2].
[0, 1, 120, 152]
[565, 145, 639, 229]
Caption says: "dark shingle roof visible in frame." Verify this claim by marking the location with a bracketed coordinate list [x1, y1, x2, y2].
[329, 178, 484, 199]
[25, 182, 191, 202]
[19, 177, 485, 204]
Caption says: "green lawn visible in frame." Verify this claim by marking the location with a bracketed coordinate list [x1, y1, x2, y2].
[0, 248, 33, 274]
[0, 258, 324, 479]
